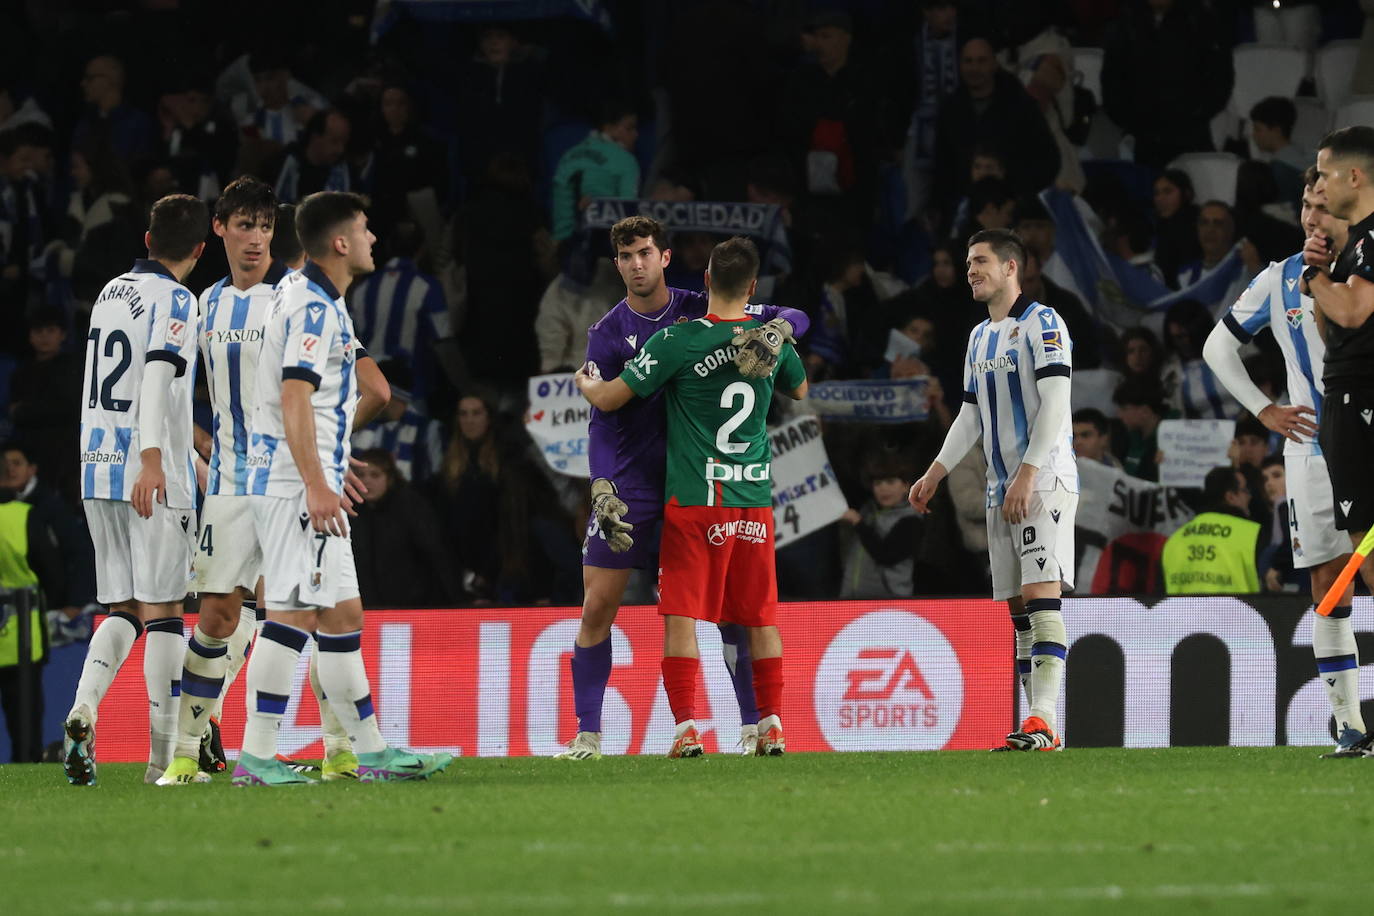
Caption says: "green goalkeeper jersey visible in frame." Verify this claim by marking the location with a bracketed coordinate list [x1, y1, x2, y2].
[619, 315, 805, 508]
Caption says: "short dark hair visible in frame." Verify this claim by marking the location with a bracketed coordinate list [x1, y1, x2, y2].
[147, 193, 208, 261]
[28, 306, 66, 332]
[1304, 164, 1319, 189]
[295, 191, 368, 260]
[303, 107, 349, 142]
[1158, 168, 1196, 204]
[214, 175, 277, 226]
[707, 236, 760, 299]
[1250, 96, 1296, 138]
[0, 441, 35, 464]
[597, 98, 635, 129]
[1319, 125, 1374, 169]
[1234, 414, 1269, 443]
[609, 215, 667, 254]
[1112, 376, 1165, 414]
[354, 447, 400, 488]
[967, 227, 1027, 270]
[269, 203, 302, 263]
[1072, 408, 1110, 435]
[1203, 465, 1243, 508]
[1261, 453, 1284, 472]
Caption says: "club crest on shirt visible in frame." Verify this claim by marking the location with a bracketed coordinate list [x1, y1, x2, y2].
[1008, 326, 1019, 342]
[1286, 307, 1304, 328]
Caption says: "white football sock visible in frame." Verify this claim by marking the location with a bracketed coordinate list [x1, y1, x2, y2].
[241, 621, 308, 760]
[174, 625, 229, 760]
[70, 611, 142, 719]
[1027, 602, 1067, 731]
[315, 631, 386, 754]
[143, 617, 186, 770]
[308, 636, 352, 757]
[213, 606, 260, 720]
[1314, 606, 1365, 734]
[1012, 614, 1033, 711]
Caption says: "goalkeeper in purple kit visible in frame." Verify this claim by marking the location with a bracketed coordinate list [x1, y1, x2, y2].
[555, 215, 809, 759]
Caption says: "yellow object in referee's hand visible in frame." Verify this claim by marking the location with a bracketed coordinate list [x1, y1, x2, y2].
[1316, 528, 1374, 616]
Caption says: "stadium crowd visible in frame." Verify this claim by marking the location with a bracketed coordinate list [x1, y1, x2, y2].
[0, 0, 1366, 616]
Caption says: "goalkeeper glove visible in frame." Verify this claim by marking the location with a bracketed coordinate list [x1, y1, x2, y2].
[590, 478, 634, 553]
[731, 318, 795, 379]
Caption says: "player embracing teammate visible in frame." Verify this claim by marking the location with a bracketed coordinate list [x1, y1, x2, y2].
[577, 236, 807, 756]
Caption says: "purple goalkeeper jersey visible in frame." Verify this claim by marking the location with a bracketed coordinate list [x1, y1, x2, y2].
[584, 288, 808, 496]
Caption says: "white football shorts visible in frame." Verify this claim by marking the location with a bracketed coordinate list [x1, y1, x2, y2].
[252, 492, 358, 611]
[83, 498, 195, 605]
[1285, 453, 1348, 570]
[986, 481, 1078, 602]
[192, 494, 262, 595]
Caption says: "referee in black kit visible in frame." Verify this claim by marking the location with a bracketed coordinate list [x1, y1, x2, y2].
[1305, 126, 1374, 570]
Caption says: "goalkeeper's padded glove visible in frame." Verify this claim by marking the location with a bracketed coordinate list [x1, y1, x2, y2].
[590, 477, 634, 553]
[731, 318, 795, 379]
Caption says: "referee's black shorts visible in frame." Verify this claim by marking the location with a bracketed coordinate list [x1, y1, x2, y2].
[1320, 387, 1374, 531]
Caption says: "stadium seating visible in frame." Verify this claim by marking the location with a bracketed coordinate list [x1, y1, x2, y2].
[1167, 151, 1242, 207]
[1229, 44, 1308, 120]
[1316, 40, 1361, 110]
[1334, 96, 1374, 138]
[1291, 97, 1331, 155]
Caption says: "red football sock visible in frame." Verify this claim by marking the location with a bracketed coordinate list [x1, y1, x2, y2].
[661, 656, 700, 724]
[752, 656, 784, 720]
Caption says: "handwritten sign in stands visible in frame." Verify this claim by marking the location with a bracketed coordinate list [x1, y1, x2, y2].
[769, 415, 848, 545]
[1156, 419, 1236, 489]
[525, 373, 590, 477]
[808, 378, 931, 424]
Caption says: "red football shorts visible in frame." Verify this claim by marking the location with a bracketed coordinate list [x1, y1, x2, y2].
[657, 501, 778, 626]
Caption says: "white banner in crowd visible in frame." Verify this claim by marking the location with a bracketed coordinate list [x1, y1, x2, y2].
[525, 373, 589, 477]
[769, 416, 848, 545]
[808, 378, 931, 424]
[1073, 458, 1195, 587]
[1157, 419, 1235, 489]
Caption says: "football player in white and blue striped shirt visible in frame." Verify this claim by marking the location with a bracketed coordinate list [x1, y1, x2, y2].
[1204, 173, 1374, 757]
[910, 229, 1077, 752]
[234, 191, 449, 785]
[63, 194, 208, 786]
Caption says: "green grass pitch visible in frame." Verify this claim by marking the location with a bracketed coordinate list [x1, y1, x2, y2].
[1, 748, 1367, 914]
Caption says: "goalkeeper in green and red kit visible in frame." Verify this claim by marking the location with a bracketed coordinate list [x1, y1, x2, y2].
[576, 237, 809, 757]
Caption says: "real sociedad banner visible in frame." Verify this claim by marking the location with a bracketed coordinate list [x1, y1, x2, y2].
[583, 198, 792, 276]
[807, 378, 931, 423]
[1073, 457, 1194, 588]
[1041, 189, 1245, 326]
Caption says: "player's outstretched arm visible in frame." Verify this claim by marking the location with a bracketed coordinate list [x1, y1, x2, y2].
[575, 363, 636, 411]
[1202, 321, 1316, 443]
[354, 355, 391, 428]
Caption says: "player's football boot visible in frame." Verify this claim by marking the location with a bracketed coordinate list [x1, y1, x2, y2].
[62, 705, 96, 786]
[356, 747, 454, 782]
[276, 753, 321, 774]
[668, 724, 705, 759]
[199, 717, 228, 773]
[231, 752, 319, 786]
[1320, 726, 1374, 758]
[554, 731, 602, 760]
[755, 716, 785, 756]
[737, 724, 759, 756]
[322, 749, 360, 781]
[155, 756, 212, 785]
[1005, 715, 1062, 752]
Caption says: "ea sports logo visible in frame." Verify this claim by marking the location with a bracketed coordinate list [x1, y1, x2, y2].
[814, 610, 963, 751]
[707, 524, 728, 546]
